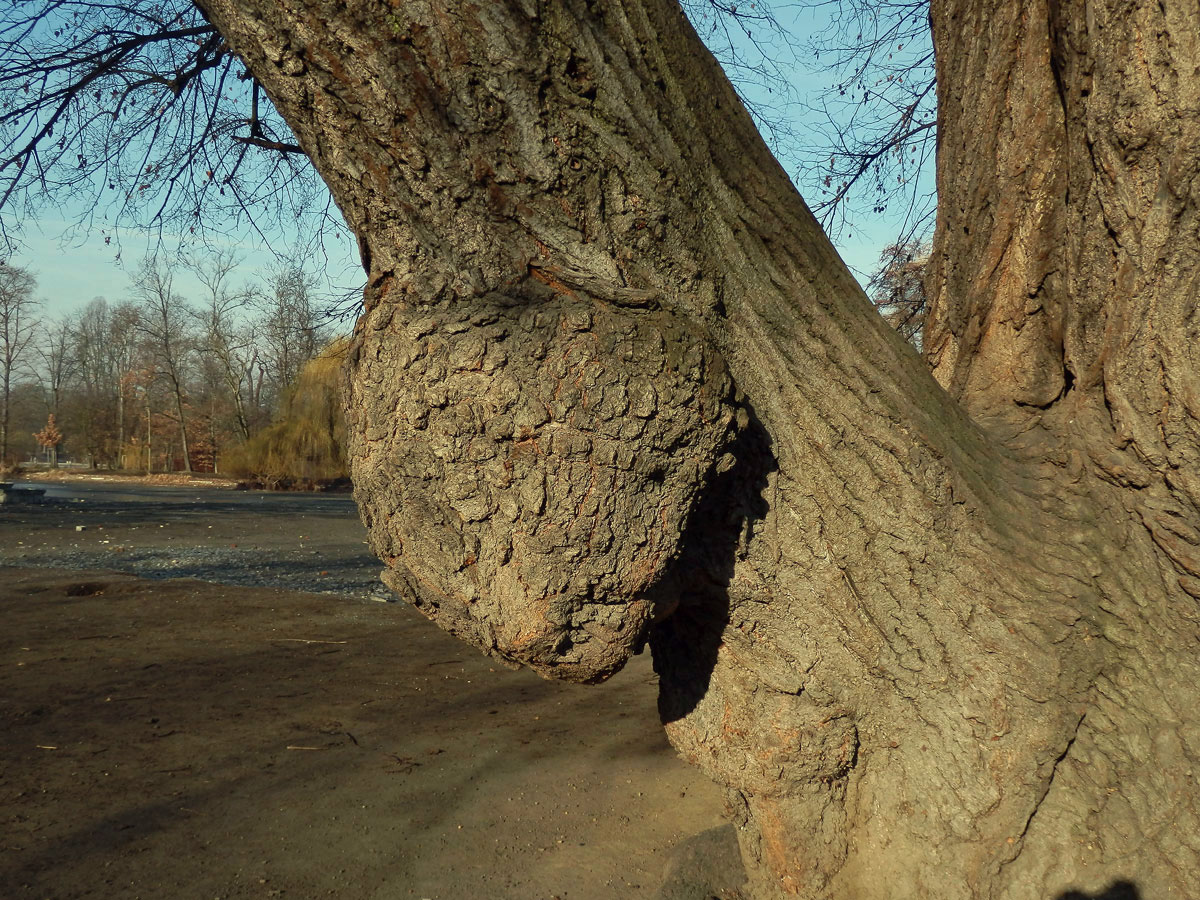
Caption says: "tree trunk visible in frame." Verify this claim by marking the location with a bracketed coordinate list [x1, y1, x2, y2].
[227, 368, 251, 443]
[117, 381, 126, 466]
[194, 0, 1200, 896]
[170, 376, 193, 473]
[145, 401, 152, 475]
[919, 0, 1200, 893]
[0, 366, 9, 463]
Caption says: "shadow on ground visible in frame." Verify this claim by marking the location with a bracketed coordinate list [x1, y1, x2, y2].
[0, 567, 732, 900]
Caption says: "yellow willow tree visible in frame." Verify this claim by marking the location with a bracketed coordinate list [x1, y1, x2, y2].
[32, 413, 62, 466]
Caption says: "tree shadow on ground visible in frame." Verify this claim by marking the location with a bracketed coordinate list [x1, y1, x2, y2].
[1056, 881, 1139, 900]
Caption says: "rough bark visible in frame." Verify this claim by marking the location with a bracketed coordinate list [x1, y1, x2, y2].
[925, 0, 1200, 893]
[193, 0, 1200, 897]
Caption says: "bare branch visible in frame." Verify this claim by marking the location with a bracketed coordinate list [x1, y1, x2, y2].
[0, 1, 335, 253]
[231, 135, 305, 155]
[794, 0, 938, 243]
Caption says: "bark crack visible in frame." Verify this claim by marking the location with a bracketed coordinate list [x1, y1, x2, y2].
[998, 709, 1086, 874]
[1046, 0, 1071, 159]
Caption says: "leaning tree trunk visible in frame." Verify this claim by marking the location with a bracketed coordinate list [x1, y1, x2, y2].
[195, 0, 1199, 897]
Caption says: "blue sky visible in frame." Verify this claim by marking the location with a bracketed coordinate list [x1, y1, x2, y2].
[13, 216, 360, 316]
[7, 2, 933, 319]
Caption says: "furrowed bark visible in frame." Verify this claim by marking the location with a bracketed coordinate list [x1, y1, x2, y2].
[927, 0, 1200, 894]
[193, 0, 1199, 896]
[927, 0, 1200, 499]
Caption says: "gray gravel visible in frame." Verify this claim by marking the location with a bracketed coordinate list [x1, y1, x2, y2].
[0, 482, 393, 602]
[2, 541, 391, 599]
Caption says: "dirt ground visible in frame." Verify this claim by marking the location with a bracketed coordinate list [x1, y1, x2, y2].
[0, 482, 745, 900]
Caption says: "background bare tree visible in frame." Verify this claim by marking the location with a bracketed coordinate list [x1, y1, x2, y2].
[35, 311, 78, 432]
[679, 0, 937, 250]
[14, 267, 339, 473]
[799, 0, 936, 243]
[129, 256, 195, 471]
[71, 297, 141, 466]
[0, 262, 38, 464]
[0, 0, 336, 249]
[189, 247, 258, 442]
[254, 263, 325, 409]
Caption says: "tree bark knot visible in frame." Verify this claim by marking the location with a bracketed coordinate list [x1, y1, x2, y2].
[347, 282, 741, 683]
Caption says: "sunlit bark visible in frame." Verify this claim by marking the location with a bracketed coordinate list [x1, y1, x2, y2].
[193, 1, 1200, 896]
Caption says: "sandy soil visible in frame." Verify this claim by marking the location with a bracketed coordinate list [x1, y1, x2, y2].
[19, 469, 242, 489]
[0, 483, 746, 900]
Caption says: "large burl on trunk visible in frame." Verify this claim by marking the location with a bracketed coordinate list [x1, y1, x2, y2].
[195, 0, 1200, 896]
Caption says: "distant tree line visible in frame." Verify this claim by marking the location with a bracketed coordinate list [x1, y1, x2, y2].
[0, 252, 342, 478]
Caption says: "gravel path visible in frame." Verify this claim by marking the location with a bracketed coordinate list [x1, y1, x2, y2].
[0, 483, 390, 601]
